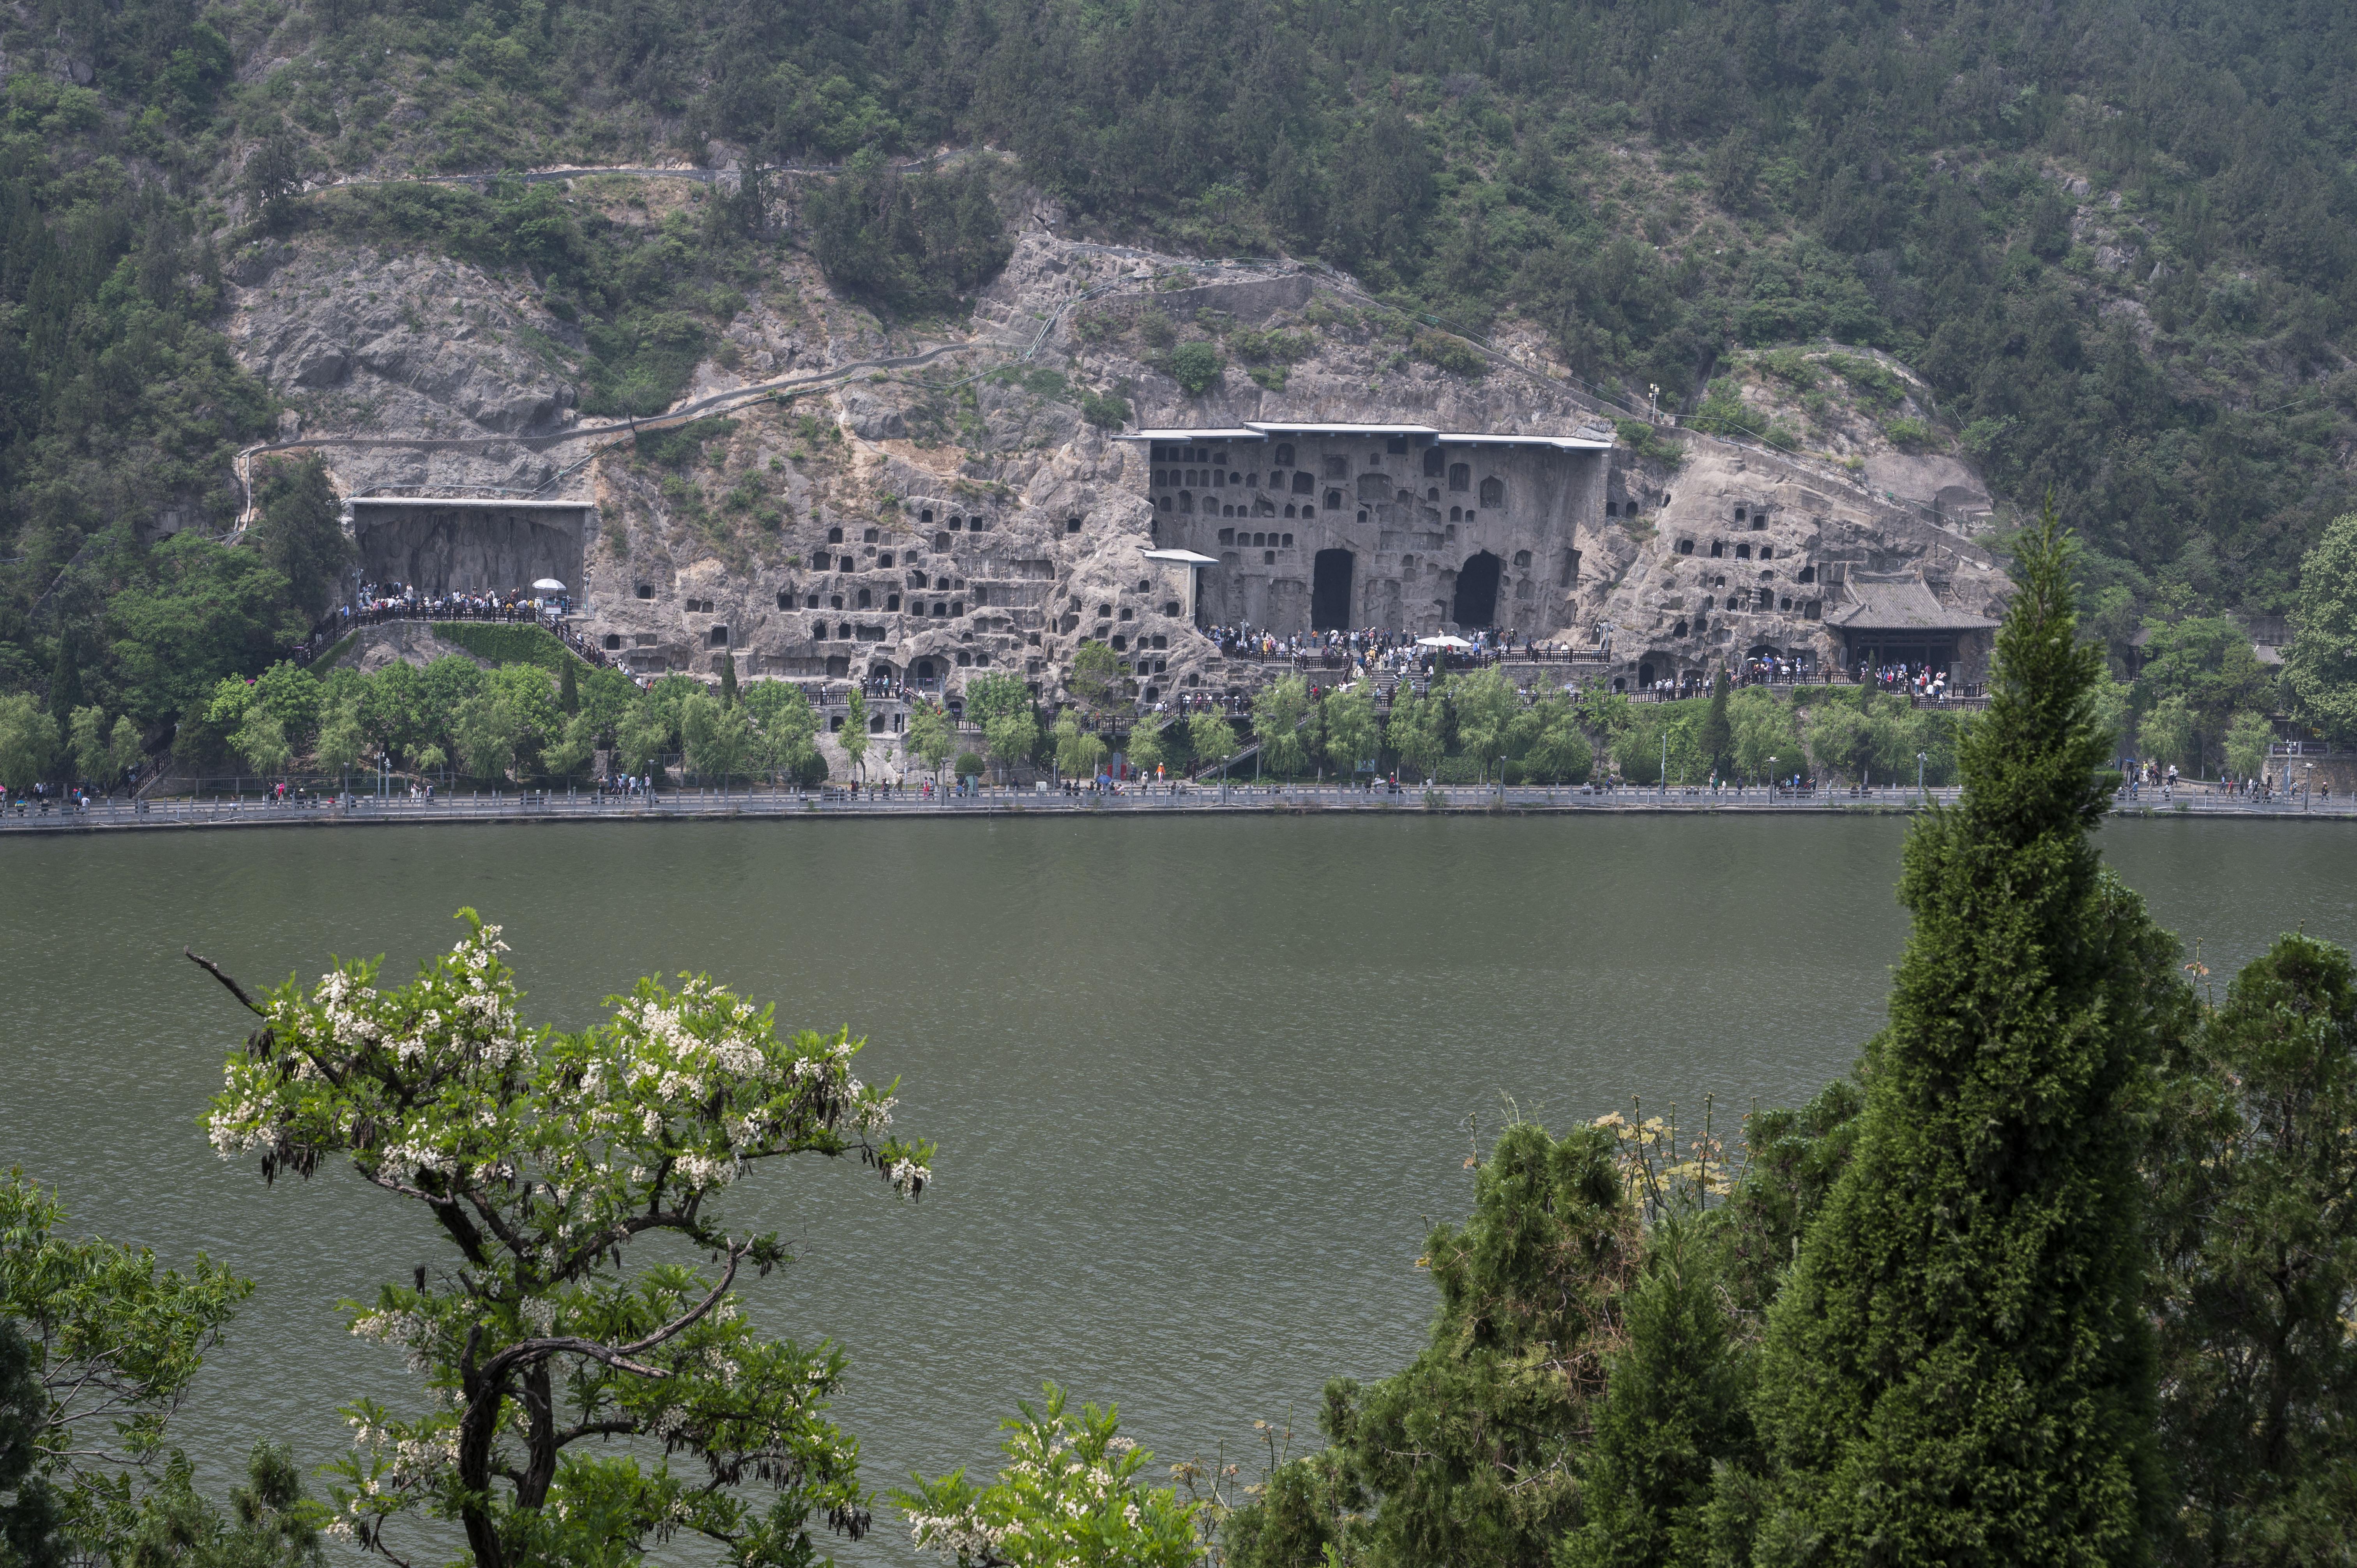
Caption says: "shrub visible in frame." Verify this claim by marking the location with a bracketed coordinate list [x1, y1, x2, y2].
[1168, 341, 1224, 396]
[1412, 330, 1488, 377]
[1883, 415, 1933, 448]
[954, 750, 985, 779]
[1079, 389, 1131, 429]
[431, 623, 571, 671]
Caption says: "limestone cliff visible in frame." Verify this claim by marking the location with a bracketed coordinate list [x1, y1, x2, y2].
[229, 179, 2011, 705]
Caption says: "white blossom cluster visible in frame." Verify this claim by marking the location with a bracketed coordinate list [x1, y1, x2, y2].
[906, 1509, 1009, 1560]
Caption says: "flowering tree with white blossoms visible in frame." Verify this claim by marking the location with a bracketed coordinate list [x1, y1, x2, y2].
[891, 1384, 1201, 1568]
[193, 910, 934, 1568]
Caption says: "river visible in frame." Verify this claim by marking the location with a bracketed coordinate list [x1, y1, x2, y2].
[4, 816, 2351, 1563]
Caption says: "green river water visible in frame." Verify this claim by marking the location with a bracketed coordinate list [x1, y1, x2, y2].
[4, 816, 2353, 1562]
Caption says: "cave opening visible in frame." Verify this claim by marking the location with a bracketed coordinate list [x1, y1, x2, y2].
[1311, 549, 1355, 630]
[1451, 551, 1503, 628]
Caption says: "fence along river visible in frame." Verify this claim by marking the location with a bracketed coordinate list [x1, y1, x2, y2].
[4, 815, 2350, 1564]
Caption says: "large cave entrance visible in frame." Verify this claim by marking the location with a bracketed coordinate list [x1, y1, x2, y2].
[1451, 550, 1503, 628]
[350, 499, 592, 596]
[1311, 548, 1355, 630]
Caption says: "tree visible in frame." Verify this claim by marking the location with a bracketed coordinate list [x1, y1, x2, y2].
[743, 681, 820, 784]
[616, 702, 670, 781]
[248, 457, 352, 622]
[197, 911, 935, 1568]
[0, 1318, 64, 1568]
[1122, 719, 1163, 782]
[452, 694, 519, 783]
[113, 1442, 326, 1568]
[558, 658, 578, 718]
[232, 710, 292, 781]
[893, 1386, 1198, 1568]
[47, 640, 81, 731]
[1167, 342, 1224, 396]
[1385, 687, 1442, 782]
[1067, 642, 1126, 723]
[0, 1171, 251, 1557]
[1560, 1218, 1753, 1568]
[1252, 676, 1309, 777]
[1322, 683, 1380, 780]
[716, 655, 736, 709]
[2146, 934, 2357, 1566]
[1700, 668, 1732, 776]
[1448, 667, 1518, 780]
[0, 694, 58, 791]
[1187, 709, 1236, 778]
[67, 706, 110, 786]
[2223, 710, 2272, 782]
[682, 690, 753, 790]
[905, 699, 953, 787]
[541, 713, 596, 781]
[1741, 509, 2180, 1564]
[109, 716, 145, 789]
[2133, 617, 2270, 772]
[240, 127, 307, 233]
[842, 689, 871, 780]
[103, 538, 302, 729]
[1329, 1120, 1636, 1568]
[314, 701, 364, 791]
[2287, 512, 2357, 744]
[2140, 694, 2198, 773]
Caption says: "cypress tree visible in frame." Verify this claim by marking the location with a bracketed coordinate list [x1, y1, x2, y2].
[1742, 508, 2171, 1564]
[1700, 667, 1732, 779]
[47, 637, 80, 728]
[1560, 1217, 1754, 1568]
[1329, 1120, 1638, 1568]
[718, 653, 737, 708]
[560, 655, 580, 715]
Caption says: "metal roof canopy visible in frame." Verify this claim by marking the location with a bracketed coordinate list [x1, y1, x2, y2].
[1240, 422, 1438, 436]
[346, 496, 592, 510]
[1140, 547, 1221, 565]
[1115, 422, 1609, 449]
[1434, 431, 1615, 450]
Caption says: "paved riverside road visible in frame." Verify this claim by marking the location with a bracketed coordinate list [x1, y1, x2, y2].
[4, 782, 2351, 834]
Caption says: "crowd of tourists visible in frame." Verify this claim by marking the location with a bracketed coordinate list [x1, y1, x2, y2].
[1861, 661, 1956, 701]
[1206, 623, 1586, 669]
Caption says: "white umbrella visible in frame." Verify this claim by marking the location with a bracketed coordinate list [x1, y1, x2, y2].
[1416, 634, 1475, 650]
[532, 578, 566, 592]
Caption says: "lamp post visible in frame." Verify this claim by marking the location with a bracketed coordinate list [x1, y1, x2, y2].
[1660, 731, 1668, 800]
[2306, 761, 2315, 812]
[1917, 750, 1928, 804]
[1768, 756, 1777, 803]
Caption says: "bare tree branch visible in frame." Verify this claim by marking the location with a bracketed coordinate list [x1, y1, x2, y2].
[186, 948, 265, 1015]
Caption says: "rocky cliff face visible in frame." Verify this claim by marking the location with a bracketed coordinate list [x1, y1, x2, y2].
[229, 184, 2009, 708]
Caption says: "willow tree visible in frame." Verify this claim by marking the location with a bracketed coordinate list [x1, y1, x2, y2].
[194, 912, 934, 1568]
[1744, 509, 2179, 1563]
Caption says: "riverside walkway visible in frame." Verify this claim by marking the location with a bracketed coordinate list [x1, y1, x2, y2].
[3, 783, 2348, 834]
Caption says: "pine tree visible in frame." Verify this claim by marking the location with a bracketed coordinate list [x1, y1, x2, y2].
[1560, 1218, 1753, 1568]
[1700, 667, 1732, 779]
[47, 638, 80, 729]
[1328, 1121, 1637, 1568]
[1741, 507, 2176, 1565]
[2147, 934, 2357, 1565]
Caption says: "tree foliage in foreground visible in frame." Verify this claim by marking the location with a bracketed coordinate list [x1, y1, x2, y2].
[894, 1384, 1200, 1568]
[2147, 933, 2357, 1567]
[0, 1171, 250, 1559]
[200, 912, 934, 1568]
[1740, 509, 2180, 1563]
[1318, 1120, 1638, 1568]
